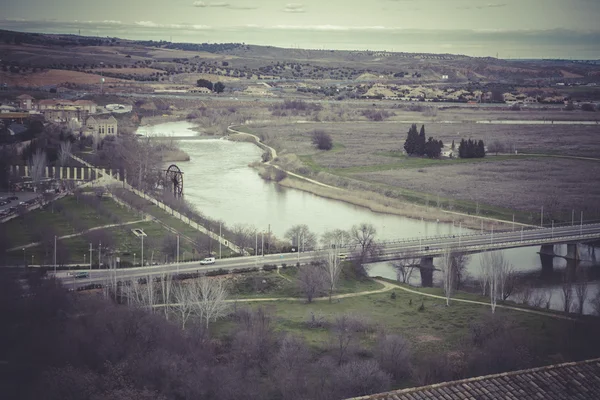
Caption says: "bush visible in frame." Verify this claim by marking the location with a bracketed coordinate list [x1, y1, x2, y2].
[311, 130, 333, 150]
[263, 264, 277, 271]
[581, 103, 597, 112]
[205, 268, 229, 276]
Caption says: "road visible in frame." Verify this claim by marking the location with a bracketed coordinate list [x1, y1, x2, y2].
[57, 223, 600, 288]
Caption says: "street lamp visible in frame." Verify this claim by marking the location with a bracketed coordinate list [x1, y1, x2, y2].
[133, 253, 136, 266]
[22, 248, 25, 265]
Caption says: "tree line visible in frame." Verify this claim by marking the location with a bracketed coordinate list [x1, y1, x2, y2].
[403, 124, 444, 158]
[196, 79, 226, 93]
[458, 138, 486, 159]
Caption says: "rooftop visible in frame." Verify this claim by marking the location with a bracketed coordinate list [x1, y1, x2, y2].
[348, 358, 600, 400]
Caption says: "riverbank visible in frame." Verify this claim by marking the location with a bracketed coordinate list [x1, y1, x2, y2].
[227, 127, 524, 231]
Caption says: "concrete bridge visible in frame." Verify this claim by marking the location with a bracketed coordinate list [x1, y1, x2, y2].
[374, 222, 600, 286]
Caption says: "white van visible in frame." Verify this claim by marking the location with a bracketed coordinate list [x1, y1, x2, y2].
[200, 257, 216, 265]
[338, 253, 349, 260]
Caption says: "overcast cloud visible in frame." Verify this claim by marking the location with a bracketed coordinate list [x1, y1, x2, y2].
[2, 0, 599, 57]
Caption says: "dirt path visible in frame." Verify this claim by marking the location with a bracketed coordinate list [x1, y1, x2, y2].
[378, 279, 577, 321]
[8, 219, 147, 251]
[227, 125, 342, 191]
[503, 152, 600, 162]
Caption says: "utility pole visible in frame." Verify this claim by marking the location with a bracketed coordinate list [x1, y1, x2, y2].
[99, 241, 102, 268]
[176, 235, 180, 274]
[572, 209, 575, 226]
[580, 211, 583, 235]
[297, 231, 300, 263]
[89, 243, 92, 276]
[552, 220, 554, 238]
[491, 226, 494, 244]
[540, 206, 544, 227]
[512, 214, 515, 232]
[261, 232, 264, 257]
[521, 226, 523, 242]
[219, 223, 222, 260]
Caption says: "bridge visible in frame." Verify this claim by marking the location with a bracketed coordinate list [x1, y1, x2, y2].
[55, 223, 600, 289]
[375, 222, 600, 261]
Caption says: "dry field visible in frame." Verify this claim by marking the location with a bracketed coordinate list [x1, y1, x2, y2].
[354, 158, 600, 214]
[249, 118, 600, 220]
[0, 70, 123, 86]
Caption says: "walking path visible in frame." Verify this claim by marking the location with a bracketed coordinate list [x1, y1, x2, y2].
[7, 219, 147, 251]
[378, 279, 577, 321]
[154, 276, 576, 321]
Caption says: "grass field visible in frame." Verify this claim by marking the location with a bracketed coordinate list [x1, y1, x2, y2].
[248, 120, 600, 223]
[219, 275, 577, 366]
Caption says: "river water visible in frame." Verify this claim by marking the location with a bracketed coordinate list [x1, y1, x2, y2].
[137, 121, 600, 313]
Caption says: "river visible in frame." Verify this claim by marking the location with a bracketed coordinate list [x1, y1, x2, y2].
[137, 121, 600, 313]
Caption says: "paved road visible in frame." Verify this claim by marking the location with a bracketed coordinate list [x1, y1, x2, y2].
[57, 223, 600, 289]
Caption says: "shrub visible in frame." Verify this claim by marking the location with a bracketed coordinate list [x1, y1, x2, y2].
[311, 130, 333, 150]
[205, 268, 229, 276]
[263, 264, 277, 271]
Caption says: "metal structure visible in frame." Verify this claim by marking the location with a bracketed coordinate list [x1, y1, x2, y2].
[165, 164, 184, 198]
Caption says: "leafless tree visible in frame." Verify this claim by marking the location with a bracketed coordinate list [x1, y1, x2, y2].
[320, 228, 349, 248]
[376, 333, 411, 380]
[29, 149, 47, 189]
[349, 222, 379, 275]
[296, 265, 326, 303]
[590, 290, 600, 316]
[392, 255, 419, 284]
[574, 267, 589, 315]
[122, 276, 157, 311]
[331, 314, 356, 365]
[172, 281, 195, 329]
[517, 284, 534, 305]
[333, 359, 391, 399]
[479, 251, 514, 312]
[561, 273, 574, 314]
[452, 252, 470, 290]
[58, 141, 72, 167]
[322, 245, 344, 303]
[285, 224, 317, 251]
[231, 223, 256, 252]
[478, 258, 491, 296]
[192, 277, 229, 329]
[160, 273, 173, 320]
[441, 248, 455, 306]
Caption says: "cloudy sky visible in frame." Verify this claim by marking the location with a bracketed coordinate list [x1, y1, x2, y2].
[3, 0, 600, 58]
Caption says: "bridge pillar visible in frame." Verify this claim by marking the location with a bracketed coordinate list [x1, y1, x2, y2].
[66, 167, 71, 180]
[566, 243, 579, 260]
[419, 257, 434, 288]
[44, 166, 49, 178]
[24, 165, 29, 177]
[540, 244, 555, 256]
[540, 253, 554, 280]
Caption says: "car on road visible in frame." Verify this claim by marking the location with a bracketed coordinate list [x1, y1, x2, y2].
[338, 253, 349, 260]
[73, 271, 90, 279]
[7, 196, 18, 201]
[200, 257, 216, 265]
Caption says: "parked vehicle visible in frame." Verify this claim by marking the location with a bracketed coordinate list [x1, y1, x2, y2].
[7, 196, 18, 201]
[200, 257, 216, 265]
[74, 271, 90, 279]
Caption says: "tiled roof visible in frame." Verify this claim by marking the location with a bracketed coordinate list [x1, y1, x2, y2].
[347, 358, 600, 400]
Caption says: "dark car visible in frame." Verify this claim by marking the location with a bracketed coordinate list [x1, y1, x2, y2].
[7, 196, 18, 201]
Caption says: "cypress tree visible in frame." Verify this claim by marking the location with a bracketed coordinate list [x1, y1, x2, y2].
[416, 124, 426, 156]
[477, 140, 486, 157]
[403, 124, 418, 155]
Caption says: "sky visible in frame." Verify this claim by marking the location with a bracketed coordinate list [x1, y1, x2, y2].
[2, 0, 600, 58]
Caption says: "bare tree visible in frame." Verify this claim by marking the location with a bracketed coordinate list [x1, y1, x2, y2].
[160, 273, 173, 320]
[192, 277, 229, 329]
[452, 252, 470, 290]
[296, 265, 326, 303]
[441, 248, 455, 306]
[122, 276, 157, 311]
[320, 228, 349, 248]
[172, 281, 195, 329]
[478, 258, 491, 296]
[590, 290, 600, 316]
[392, 255, 419, 284]
[29, 149, 47, 190]
[231, 224, 256, 252]
[561, 273, 574, 314]
[574, 267, 589, 315]
[58, 141, 72, 167]
[349, 223, 379, 276]
[479, 251, 514, 312]
[285, 224, 317, 251]
[376, 333, 411, 380]
[321, 244, 344, 303]
[331, 314, 356, 365]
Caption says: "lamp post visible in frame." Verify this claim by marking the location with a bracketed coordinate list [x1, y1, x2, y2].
[140, 230, 144, 267]
[176, 235, 180, 274]
[133, 253, 136, 266]
[23, 248, 25, 265]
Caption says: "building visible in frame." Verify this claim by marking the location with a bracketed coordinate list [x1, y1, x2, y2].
[73, 100, 97, 114]
[85, 115, 118, 136]
[188, 87, 212, 94]
[16, 94, 34, 110]
[346, 358, 600, 400]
